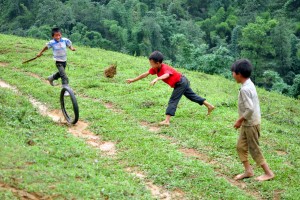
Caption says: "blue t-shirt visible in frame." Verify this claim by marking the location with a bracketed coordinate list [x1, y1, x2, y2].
[47, 38, 72, 62]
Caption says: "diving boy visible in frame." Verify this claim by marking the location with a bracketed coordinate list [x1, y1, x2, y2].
[126, 51, 214, 125]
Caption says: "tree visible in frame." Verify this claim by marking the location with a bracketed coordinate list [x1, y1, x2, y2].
[239, 15, 278, 85]
[170, 33, 195, 65]
[291, 74, 300, 98]
[230, 25, 242, 59]
[192, 46, 234, 77]
[27, 25, 51, 40]
[35, 0, 75, 32]
[290, 34, 300, 74]
[271, 22, 292, 76]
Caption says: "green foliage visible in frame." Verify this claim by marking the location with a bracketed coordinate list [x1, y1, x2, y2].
[240, 16, 278, 58]
[1, 0, 300, 97]
[262, 70, 292, 95]
[291, 74, 300, 98]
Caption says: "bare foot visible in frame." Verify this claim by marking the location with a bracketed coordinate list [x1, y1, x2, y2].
[207, 105, 215, 116]
[159, 120, 170, 126]
[234, 172, 254, 180]
[255, 173, 274, 181]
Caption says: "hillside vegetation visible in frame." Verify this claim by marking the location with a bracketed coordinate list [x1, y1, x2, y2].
[1, 0, 300, 96]
[0, 34, 300, 199]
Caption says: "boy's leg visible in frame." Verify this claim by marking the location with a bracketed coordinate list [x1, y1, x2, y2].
[246, 125, 274, 181]
[234, 161, 254, 180]
[183, 77, 214, 115]
[47, 75, 55, 86]
[234, 126, 254, 180]
[162, 78, 188, 125]
[159, 115, 171, 126]
[55, 62, 69, 85]
[255, 163, 274, 181]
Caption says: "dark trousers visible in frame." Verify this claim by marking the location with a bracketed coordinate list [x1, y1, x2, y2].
[166, 76, 206, 116]
[53, 61, 68, 85]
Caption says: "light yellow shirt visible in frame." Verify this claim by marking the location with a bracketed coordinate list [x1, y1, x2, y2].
[238, 79, 261, 126]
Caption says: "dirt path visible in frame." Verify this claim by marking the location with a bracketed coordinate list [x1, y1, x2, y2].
[0, 79, 178, 199]
[0, 182, 51, 200]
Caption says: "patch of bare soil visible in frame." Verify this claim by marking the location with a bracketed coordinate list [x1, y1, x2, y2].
[273, 190, 283, 200]
[29, 97, 66, 123]
[140, 121, 161, 133]
[104, 102, 123, 113]
[125, 167, 186, 200]
[0, 80, 18, 93]
[0, 182, 51, 200]
[275, 150, 287, 156]
[0, 62, 8, 67]
[68, 121, 117, 156]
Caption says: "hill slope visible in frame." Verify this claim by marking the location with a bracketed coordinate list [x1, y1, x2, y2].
[0, 34, 300, 199]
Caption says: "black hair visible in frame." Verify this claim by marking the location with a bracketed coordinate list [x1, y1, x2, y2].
[231, 59, 253, 78]
[51, 27, 61, 37]
[149, 51, 164, 63]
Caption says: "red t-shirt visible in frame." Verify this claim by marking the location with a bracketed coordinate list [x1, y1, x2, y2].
[148, 63, 181, 88]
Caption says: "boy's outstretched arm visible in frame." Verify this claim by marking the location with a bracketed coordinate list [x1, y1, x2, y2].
[126, 72, 149, 84]
[150, 73, 169, 86]
[69, 46, 76, 51]
[37, 46, 48, 57]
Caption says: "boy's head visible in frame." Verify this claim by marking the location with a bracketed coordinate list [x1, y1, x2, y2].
[52, 27, 62, 41]
[231, 59, 253, 83]
[149, 51, 163, 68]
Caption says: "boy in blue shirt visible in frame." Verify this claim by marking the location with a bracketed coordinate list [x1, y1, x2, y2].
[37, 27, 75, 87]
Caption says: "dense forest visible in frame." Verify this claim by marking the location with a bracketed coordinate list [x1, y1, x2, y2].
[1, 0, 300, 98]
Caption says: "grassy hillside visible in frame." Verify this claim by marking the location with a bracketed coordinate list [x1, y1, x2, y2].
[0, 33, 300, 199]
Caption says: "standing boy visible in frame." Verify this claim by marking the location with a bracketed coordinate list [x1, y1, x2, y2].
[126, 51, 214, 125]
[231, 59, 274, 181]
[37, 27, 75, 88]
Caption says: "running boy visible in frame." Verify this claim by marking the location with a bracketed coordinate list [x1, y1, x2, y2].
[231, 59, 274, 181]
[126, 51, 214, 125]
[37, 27, 75, 87]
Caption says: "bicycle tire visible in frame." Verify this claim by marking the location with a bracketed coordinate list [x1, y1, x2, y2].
[60, 86, 79, 124]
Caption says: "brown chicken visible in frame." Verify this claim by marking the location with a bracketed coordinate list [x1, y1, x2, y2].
[104, 64, 117, 78]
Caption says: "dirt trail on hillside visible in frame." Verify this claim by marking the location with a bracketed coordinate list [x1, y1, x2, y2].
[0, 79, 116, 155]
[126, 167, 186, 200]
[0, 182, 51, 200]
[0, 62, 9, 67]
[0, 79, 175, 199]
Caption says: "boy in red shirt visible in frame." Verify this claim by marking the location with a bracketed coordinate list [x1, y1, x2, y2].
[126, 51, 214, 125]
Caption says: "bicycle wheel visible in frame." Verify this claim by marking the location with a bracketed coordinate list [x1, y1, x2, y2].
[60, 86, 79, 124]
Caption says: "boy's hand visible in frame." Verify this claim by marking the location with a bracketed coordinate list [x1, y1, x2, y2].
[234, 117, 244, 129]
[126, 79, 134, 84]
[71, 47, 76, 51]
[234, 120, 242, 129]
[150, 78, 158, 86]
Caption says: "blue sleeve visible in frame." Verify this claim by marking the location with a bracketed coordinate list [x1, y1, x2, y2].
[65, 38, 72, 47]
[46, 41, 53, 49]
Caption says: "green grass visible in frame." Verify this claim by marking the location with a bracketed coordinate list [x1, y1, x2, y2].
[1, 33, 300, 199]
